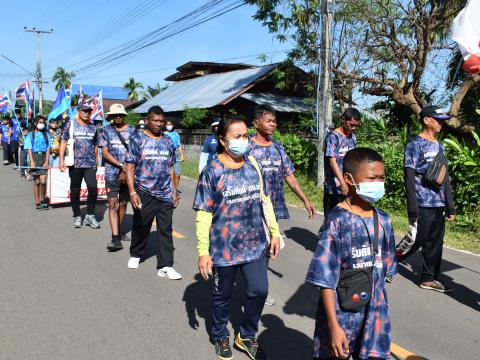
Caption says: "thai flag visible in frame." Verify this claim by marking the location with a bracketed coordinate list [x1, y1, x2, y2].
[86, 91, 104, 121]
[28, 89, 35, 118]
[0, 93, 11, 113]
[15, 80, 31, 102]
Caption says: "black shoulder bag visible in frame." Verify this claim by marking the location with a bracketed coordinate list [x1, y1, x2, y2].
[113, 127, 129, 150]
[422, 145, 448, 189]
[336, 209, 379, 312]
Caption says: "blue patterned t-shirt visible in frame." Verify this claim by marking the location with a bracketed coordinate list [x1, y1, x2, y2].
[98, 124, 137, 181]
[61, 119, 98, 168]
[246, 137, 295, 219]
[324, 130, 356, 194]
[306, 207, 397, 360]
[126, 132, 175, 202]
[404, 135, 446, 207]
[11, 119, 19, 141]
[193, 155, 268, 267]
[1, 124, 10, 143]
[202, 134, 218, 164]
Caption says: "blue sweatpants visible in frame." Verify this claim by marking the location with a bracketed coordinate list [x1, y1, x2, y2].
[211, 256, 268, 341]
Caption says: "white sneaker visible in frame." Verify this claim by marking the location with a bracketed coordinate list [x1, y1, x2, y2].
[128, 257, 140, 269]
[157, 266, 182, 280]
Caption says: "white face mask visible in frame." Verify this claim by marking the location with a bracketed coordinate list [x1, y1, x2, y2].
[37, 123, 45, 130]
[165, 125, 173, 131]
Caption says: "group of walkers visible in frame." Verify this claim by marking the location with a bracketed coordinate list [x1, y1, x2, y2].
[1, 100, 456, 360]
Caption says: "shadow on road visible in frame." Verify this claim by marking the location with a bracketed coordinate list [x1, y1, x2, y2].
[258, 314, 313, 360]
[181, 273, 246, 341]
[398, 253, 480, 312]
[283, 283, 320, 320]
[284, 227, 318, 252]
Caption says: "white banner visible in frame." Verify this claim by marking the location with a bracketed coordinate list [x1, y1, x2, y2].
[47, 167, 107, 205]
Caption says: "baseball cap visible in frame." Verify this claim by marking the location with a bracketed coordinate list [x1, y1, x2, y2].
[106, 103, 128, 116]
[211, 119, 220, 127]
[138, 119, 145, 125]
[77, 101, 93, 111]
[420, 106, 451, 121]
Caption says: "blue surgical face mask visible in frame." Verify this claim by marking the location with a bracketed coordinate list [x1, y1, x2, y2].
[354, 181, 385, 203]
[226, 138, 249, 157]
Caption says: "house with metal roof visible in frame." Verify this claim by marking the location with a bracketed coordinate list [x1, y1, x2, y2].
[132, 61, 313, 125]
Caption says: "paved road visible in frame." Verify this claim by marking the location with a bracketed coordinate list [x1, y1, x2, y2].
[0, 164, 479, 360]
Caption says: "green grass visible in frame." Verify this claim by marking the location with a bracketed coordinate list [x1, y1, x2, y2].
[181, 158, 480, 254]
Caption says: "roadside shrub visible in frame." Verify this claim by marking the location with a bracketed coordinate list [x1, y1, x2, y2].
[272, 131, 317, 175]
[181, 107, 210, 129]
[444, 131, 480, 214]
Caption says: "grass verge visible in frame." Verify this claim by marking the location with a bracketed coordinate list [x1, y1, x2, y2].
[182, 158, 480, 254]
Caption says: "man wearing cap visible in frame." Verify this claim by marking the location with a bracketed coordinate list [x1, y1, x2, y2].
[59, 101, 100, 229]
[402, 105, 456, 293]
[198, 119, 219, 174]
[99, 104, 137, 251]
[138, 119, 146, 132]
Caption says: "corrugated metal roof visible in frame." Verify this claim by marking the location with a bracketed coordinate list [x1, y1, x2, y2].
[133, 64, 277, 113]
[72, 84, 129, 100]
[240, 92, 311, 113]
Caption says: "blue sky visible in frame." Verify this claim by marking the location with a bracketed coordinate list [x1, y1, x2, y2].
[0, 0, 289, 101]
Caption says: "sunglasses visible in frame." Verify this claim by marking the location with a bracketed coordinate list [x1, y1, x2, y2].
[80, 109, 93, 113]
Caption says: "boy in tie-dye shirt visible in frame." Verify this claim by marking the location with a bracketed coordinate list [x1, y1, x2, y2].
[323, 108, 360, 217]
[306, 148, 397, 360]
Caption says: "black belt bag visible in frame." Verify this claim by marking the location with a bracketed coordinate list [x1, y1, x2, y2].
[336, 209, 379, 312]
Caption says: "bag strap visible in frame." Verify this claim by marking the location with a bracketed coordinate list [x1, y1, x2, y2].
[248, 155, 264, 196]
[113, 126, 129, 150]
[372, 208, 379, 255]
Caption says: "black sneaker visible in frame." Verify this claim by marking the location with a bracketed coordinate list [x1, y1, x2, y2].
[214, 337, 233, 360]
[419, 280, 453, 293]
[41, 201, 49, 210]
[35, 203, 42, 210]
[234, 333, 267, 360]
[385, 276, 393, 283]
[107, 236, 123, 252]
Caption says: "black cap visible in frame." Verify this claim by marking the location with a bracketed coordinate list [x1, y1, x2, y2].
[420, 106, 451, 121]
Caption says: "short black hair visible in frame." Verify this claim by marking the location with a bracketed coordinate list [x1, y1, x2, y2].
[254, 104, 276, 120]
[147, 105, 164, 117]
[217, 114, 247, 154]
[342, 107, 361, 121]
[343, 147, 383, 175]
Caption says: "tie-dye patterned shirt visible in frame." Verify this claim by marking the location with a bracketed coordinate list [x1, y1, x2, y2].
[246, 137, 295, 219]
[324, 130, 357, 194]
[193, 155, 268, 267]
[1, 124, 10, 143]
[98, 124, 137, 181]
[126, 132, 175, 203]
[61, 119, 98, 168]
[306, 207, 397, 360]
[404, 136, 447, 208]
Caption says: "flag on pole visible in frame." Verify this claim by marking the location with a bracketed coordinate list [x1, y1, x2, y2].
[451, 0, 480, 74]
[0, 93, 11, 113]
[29, 89, 35, 119]
[15, 80, 31, 103]
[86, 91, 104, 122]
[48, 85, 70, 121]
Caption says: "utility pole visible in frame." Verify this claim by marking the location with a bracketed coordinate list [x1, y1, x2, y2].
[316, 0, 334, 187]
[24, 27, 53, 115]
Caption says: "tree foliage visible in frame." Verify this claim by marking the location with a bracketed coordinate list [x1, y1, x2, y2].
[246, 0, 479, 131]
[51, 66, 75, 91]
[123, 77, 144, 102]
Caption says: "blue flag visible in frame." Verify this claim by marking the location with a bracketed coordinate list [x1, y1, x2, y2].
[48, 85, 70, 121]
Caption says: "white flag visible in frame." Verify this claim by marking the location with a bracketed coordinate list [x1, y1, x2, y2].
[451, 0, 480, 61]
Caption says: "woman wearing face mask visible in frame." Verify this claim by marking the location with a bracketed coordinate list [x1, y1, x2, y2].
[24, 115, 51, 210]
[193, 115, 281, 360]
[306, 148, 397, 360]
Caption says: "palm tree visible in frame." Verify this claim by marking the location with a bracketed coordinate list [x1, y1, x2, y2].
[142, 83, 163, 100]
[51, 66, 75, 91]
[123, 77, 144, 102]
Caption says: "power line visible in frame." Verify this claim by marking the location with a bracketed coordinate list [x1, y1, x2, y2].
[71, 0, 245, 77]
[50, 0, 170, 68]
[0, 54, 35, 76]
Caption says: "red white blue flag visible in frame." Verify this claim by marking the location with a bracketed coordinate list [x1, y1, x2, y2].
[0, 93, 11, 113]
[15, 80, 31, 102]
[86, 90, 104, 121]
